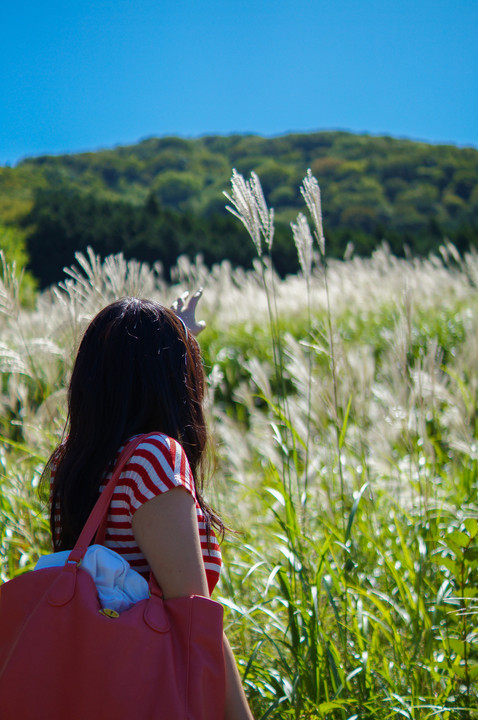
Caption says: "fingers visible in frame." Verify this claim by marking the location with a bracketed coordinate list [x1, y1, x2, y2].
[171, 287, 206, 336]
[184, 287, 203, 311]
[170, 291, 189, 313]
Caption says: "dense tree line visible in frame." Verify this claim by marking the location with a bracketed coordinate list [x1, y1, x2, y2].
[23, 189, 297, 288]
[24, 186, 477, 290]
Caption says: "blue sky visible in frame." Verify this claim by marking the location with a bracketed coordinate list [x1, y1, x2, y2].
[1, 0, 477, 165]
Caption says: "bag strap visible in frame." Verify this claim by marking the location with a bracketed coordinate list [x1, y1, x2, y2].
[67, 434, 152, 565]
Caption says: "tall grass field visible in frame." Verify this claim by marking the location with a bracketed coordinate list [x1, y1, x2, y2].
[0, 171, 477, 719]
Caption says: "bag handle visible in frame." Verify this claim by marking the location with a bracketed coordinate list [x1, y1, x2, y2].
[50, 433, 165, 609]
[66, 434, 153, 565]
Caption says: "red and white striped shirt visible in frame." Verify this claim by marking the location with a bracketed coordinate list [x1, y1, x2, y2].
[53, 433, 222, 594]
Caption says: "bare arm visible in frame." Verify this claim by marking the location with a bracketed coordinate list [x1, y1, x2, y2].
[131, 487, 254, 719]
[131, 486, 209, 598]
[223, 632, 255, 720]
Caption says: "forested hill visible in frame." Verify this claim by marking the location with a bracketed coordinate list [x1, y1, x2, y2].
[1, 131, 477, 288]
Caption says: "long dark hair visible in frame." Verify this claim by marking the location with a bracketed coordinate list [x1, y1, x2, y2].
[46, 297, 222, 550]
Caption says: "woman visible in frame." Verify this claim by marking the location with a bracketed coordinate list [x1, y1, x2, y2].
[46, 296, 254, 720]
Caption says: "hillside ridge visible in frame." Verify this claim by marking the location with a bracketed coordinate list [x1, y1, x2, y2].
[1, 130, 477, 288]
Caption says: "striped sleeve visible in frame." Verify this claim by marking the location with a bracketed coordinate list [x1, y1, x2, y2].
[115, 434, 197, 517]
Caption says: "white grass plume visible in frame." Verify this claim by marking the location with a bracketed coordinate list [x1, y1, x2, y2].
[291, 213, 314, 278]
[224, 169, 274, 256]
[300, 169, 325, 256]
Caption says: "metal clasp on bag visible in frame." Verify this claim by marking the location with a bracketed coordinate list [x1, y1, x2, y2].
[99, 608, 120, 618]
[65, 558, 81, 568]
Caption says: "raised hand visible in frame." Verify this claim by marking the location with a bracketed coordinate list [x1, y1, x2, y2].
[171, 288, 206, 336]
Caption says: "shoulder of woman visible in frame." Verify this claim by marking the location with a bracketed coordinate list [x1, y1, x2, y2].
[126, 433, 195, 495]
[131, 433, 187, 464]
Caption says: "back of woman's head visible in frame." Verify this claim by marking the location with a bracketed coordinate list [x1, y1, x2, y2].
[49, 297, 212, 549]
[69, 297, 205, 457]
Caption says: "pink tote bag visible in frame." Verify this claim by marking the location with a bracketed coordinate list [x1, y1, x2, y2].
[0, 434, 225, 719]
